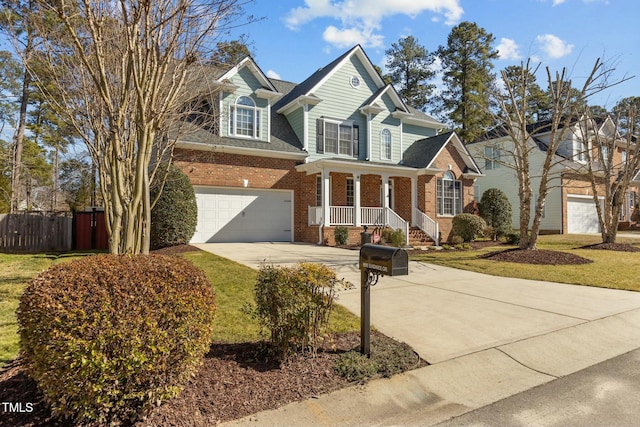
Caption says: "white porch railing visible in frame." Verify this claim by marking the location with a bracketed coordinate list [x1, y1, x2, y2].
[386, 208, 410, 246]
[308, 206, 322, 226]
[414, 208, 439, 246]
[330, 206, 354, 225]
[360, 207, 385, 225]
[308, 205, 411, 246]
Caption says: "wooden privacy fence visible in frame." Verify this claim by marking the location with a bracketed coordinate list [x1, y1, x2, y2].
[0, 213, 73, 252]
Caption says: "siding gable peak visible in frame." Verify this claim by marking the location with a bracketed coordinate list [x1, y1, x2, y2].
[218, 56, 281, 98]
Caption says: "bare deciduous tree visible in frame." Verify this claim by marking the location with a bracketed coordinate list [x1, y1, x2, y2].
[574, 108, 640, 244]
[492, 58, 624, 249]
[19, 0, 252, 254]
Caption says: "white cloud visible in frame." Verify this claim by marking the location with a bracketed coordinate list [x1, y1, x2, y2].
[497, 38, 521, 60]
[285, 0, 463, 48]
[266, 70, 281, 79]
[323, 25, 384, 48]
[536, 34, 574, 59]
[552, 0, 566, 5]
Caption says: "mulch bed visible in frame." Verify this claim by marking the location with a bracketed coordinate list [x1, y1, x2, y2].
[150, 244, 203, 256]
[0, 333, 422, 427]
[581, 243, 640, 252]
[482, 248, 593, 265]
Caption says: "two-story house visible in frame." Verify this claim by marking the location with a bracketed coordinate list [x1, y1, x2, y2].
[469, 116, 639, 234]
[173, 45, 482, 246]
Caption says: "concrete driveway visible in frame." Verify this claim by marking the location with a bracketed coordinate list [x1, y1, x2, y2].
[194, 242, 640, 365]
[197, 242, 640, 427]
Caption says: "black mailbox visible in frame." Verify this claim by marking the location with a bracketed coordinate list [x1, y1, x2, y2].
[359, 244, 408, 276]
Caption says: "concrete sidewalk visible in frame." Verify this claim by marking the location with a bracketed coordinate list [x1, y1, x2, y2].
[194, 242, 640, 427]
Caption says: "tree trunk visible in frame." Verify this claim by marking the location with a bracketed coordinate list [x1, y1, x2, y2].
[10, 67, 31, 212]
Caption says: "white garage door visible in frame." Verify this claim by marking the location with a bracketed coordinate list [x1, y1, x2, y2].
[567, 196, 601, 234]
[191, 187, 293, 243]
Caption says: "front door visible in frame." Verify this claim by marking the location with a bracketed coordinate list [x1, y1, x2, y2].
[380, 179, 394, 210]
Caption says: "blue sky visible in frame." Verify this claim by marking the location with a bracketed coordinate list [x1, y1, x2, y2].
[233, 0, 639, 110]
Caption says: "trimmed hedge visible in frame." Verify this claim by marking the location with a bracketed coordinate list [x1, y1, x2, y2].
[151, 164, 198, 250]
[452, 213, 487, 242]
[18, 254, 216, 426]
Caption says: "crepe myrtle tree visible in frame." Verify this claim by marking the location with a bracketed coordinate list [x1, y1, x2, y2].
[13, 0, 253, 254]
[491, 58, 628, 249]
[574, 106, 640, 244]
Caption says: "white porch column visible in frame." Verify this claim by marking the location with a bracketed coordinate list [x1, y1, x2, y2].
[354, 173, 361, 226]
[302, 104, 309, 151]
[322, 169, 331, 226]
[411, 176, 417, 226]
[381, 174, 390, 210]
[366, 113, 372, 160]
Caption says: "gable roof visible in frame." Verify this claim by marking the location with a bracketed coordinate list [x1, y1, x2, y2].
[403, 131, 482, 175]
[273, 45, 445, 128]
[217, 56, 281, 95]
[274, 45, 367, 113]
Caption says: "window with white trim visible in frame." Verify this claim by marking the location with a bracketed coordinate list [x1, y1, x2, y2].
[316, 175, 322, 207]
[437, 171, 462, 216]
[346, 177, 354, 207]
[484, 145, 500, 169]
[381, 129, 392, 160]
[229, 96, 261, 138]
[574, 139, 588, 162]
[316, 118, 359, 157]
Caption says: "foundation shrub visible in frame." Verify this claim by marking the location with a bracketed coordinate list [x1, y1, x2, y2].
[334, 226, 349, 246]
[251, 263, 352, 360]
[150, 164, 198, 250]
[452, 213, 487, 242]
[17, 254, 216, 426]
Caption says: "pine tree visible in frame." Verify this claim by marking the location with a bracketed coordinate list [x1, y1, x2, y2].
[500, 63, 551, 123]
[436, 21, 499, 143]
[384, 35, 435, 112]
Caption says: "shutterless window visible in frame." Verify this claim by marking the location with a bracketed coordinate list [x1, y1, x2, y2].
[346, 177, 354, 206]
[484, 145, 500, 169]
[230, 96, 260, 138]
[381, 129, 392, 160]
[316, 175, 322, 207]
[437, 171, 462, 216]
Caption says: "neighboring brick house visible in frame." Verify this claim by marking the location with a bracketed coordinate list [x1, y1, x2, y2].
[469, 117, 639, 234]
[173, 45, 482, 245]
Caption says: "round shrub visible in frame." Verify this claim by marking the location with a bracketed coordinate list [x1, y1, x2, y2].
[479, 188, 512, 240]
[452, 213, 487, 242]
[151, 164, 198, 250]
[18, 254, 216, 426]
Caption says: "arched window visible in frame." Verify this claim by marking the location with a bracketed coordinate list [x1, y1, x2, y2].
[437, 171, 462, 216]
[381, 129, 392, 160]
[230, 96, 260, 138]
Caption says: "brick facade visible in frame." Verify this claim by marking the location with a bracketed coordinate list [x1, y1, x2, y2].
[175, 140, 477, 246]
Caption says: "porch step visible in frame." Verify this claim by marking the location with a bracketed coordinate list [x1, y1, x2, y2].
[408, 227, 435, 247]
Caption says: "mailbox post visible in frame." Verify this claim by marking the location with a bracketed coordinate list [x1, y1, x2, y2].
[358, 244, 408, 356]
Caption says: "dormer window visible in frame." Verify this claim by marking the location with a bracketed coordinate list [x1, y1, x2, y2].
[230, 95, 261, 139]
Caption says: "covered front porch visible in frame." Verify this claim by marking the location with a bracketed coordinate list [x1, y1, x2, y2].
[297, 159, 440, 246]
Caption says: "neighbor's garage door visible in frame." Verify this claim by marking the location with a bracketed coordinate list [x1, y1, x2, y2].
[567, 196, 601, 234]
[191, 187, 292, 243]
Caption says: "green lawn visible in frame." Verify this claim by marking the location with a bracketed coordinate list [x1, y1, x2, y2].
[0, 249, 361, 368]
[0, 252, 97, 366]
[411, 234, 640, 291]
